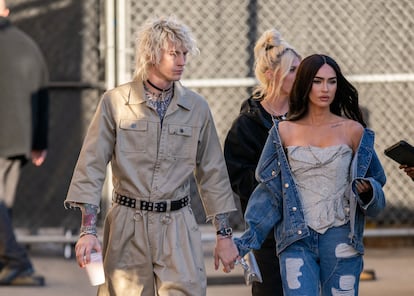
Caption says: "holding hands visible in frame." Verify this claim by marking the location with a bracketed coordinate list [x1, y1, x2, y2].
[214, 237, 239, 273]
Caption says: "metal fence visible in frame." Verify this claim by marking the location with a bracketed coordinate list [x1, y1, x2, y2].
[9, 0, 414, 235]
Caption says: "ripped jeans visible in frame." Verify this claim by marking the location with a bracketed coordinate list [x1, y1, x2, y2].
[279, 223, 363, 296]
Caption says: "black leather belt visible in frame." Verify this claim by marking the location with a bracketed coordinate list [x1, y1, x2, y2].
[113, 194, 189, 212]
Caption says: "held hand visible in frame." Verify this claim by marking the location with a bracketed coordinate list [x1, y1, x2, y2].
[213, 237, 239, 273]
[75, 234, 102, 268]
[31, 150, 47, 166]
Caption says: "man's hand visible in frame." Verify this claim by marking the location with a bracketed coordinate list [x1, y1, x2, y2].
[213, 237, 239, 273]
[75, 234, 102, 268]
[31, 150, 47, 166]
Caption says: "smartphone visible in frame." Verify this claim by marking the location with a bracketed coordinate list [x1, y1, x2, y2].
[384, 140, 414, 166]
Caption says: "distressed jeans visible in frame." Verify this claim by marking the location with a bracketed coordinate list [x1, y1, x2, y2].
[279, 223, 363, 296]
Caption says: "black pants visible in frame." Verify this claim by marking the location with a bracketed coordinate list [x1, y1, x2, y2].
[251, 240, 283, 296]
[0, 202, 32, 270]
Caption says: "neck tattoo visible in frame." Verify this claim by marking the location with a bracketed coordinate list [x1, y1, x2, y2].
[146, 79, 172, 92]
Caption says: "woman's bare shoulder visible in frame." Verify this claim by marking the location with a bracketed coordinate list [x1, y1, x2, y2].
[278, 120, 302, 134]
[345, 120, 364, 150]
[345, 119, 364, 133]
[278, 120, 299, 145]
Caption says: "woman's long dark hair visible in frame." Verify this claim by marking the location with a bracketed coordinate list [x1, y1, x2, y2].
[287, 54, 366, 127]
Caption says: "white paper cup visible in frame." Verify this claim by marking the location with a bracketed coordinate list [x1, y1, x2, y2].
[85, 252, 105, 286]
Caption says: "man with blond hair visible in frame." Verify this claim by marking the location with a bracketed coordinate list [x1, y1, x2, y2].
[65, 16, 238, 295]
[0, 0, 49, 286]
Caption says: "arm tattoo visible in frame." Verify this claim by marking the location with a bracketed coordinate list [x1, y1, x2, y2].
[69, 202, 99, 237]
[212, 213, 230, 230]
[80, 203, 99, 227]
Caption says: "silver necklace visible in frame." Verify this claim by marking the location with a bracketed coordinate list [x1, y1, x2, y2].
[263, 99, 288, 120]
[272, 113, 287, 121]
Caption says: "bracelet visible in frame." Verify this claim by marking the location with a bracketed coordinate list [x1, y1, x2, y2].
[217, 235, 232, 240]
[79, 231, 98, 238]
[79, 225, 97, 238]
[216, 227, 233, 237]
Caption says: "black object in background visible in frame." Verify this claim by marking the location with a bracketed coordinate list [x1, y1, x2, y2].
[384, 140, 414, 167]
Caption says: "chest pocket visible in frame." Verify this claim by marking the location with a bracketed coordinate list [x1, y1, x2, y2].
[119, 119, 148, 152]
[258, 154, 281, 183]
[167, 124, 194, 158]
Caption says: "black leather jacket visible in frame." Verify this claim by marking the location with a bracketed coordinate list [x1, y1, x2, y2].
[224, 96, 275, 247]
[224, 96, 273, 212]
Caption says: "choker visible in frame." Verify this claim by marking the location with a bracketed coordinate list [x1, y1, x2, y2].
[146, 80, 172, 92]
[272, 113, 287, 121]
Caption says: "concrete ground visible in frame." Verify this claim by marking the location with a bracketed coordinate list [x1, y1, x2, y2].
[2, 227, 414, 295]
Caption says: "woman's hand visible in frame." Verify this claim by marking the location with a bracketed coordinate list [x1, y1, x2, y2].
[355, 179, 372, 194]
[355, 179, 373, 204]
[399, 165, 414, 180]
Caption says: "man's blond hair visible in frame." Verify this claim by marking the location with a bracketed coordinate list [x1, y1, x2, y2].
[133, 16, 199, 81]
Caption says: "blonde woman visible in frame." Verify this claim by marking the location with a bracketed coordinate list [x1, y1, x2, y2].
[224, 29, 301, 296]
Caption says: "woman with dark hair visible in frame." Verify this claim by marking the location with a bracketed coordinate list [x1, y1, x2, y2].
[288, 54, 364, 125]
[233, 54, 386, 295]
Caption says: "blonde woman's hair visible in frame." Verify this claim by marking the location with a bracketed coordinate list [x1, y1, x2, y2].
[133, 16, 199, 81]
[253, 29, 300, 100]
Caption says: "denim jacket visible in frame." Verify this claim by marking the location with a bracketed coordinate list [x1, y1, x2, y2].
[235, 120, 386, 256]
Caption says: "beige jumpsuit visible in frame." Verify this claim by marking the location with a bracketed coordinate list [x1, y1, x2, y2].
[65, 80, 236, 295]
